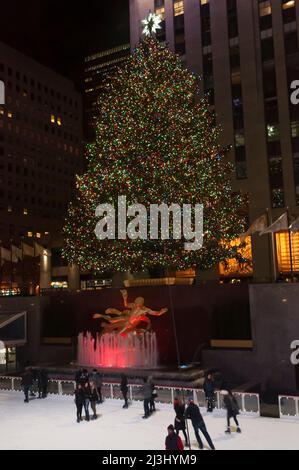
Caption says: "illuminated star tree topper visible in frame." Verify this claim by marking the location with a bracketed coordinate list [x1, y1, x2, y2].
[141, 12, 162, 37]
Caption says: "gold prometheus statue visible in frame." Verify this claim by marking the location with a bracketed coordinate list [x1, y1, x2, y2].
[93, 290, 168, 336]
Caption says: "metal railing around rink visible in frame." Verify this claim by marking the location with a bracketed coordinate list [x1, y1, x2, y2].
[278, 395, 299, 418]
[0, 375, 260, 415]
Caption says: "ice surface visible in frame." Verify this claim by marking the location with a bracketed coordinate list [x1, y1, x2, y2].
[0, 391, 298, 450]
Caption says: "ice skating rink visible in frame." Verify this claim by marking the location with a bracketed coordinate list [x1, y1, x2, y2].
[0, 391, 298, 450]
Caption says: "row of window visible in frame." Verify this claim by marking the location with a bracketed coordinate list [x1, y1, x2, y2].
[0, 120, 81, 156]
[0, 62, 78, 108]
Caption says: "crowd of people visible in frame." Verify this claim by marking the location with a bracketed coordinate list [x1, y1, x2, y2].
[21, 367, 49, 403]
[20, 367, 241, 450]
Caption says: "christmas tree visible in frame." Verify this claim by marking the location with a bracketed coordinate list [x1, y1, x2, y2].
[63, 36, 246, 274]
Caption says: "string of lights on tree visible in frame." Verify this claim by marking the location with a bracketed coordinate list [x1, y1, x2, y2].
[63, 36, 246, 274]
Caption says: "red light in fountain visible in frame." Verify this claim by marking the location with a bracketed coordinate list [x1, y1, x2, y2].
[78, 332, 158, 369]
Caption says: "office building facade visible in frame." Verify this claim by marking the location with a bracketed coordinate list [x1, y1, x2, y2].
[130, 0, 299, 282]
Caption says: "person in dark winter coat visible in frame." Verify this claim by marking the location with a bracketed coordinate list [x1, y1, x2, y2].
[142, 377, 152, 419]
[221, 390, 241, 434]
[21, 368, 33, 403]
[149, 377, 157, 413]
[89, 369, 103, 404]
[173, 398, 189, 446]
[75, 368, 83, 384]
[120, 374, 129, 409]
[203, 373, 215, 413]
[37, 369, 43, 399]
[165, 424, 184, 451]
[89, 382, 99, 419]
[75, 368, 89, 387]
[75, 384, 85, 423]
[41, 369, 49, 398]
[185, 398, 215, 450]
[83, 382, 91, 421]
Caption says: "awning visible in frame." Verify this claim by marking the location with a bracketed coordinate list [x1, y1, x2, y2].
[0, 311, 27, 346]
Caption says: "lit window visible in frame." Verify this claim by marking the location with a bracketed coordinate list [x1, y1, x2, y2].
[174, 0, 184, 16]
[23, 208, 28, 215]
[282, 1, 295, 10]
[57, 117, 62, 126]
[276, 231, 299, 273]
[51, 115, 55, 123]
[0, 108, 4, 115]
[7, 206, 12, 213]
[7, 112, 13, 118]
[155, 7, 165, 20]
[36, 232, 41, 239]
[201, 0, 209, 4]
[291, 121, 299, 138]
[27, 232, 33, 238]
[219, 237, 253, 278]
[259, 1, 271, 17]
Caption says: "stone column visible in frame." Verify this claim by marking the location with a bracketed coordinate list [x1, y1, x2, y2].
[39, 251, 52, 290]
[68, 264, 80, 291]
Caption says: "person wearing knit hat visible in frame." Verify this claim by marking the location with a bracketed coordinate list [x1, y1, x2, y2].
[185, 398, 215, 450]
[165, 425, 184, 451]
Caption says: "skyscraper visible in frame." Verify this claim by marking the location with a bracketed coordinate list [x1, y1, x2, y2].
[130, 0, 299, 282]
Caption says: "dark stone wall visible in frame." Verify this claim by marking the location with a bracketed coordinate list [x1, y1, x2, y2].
[203, 284, 299, 392]
[41, 284, 250, 366]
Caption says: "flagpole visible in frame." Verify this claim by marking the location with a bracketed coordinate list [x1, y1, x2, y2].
[287, 208, 294, 283]
[21, 241, 24, 294]
[266, 208, 277, 283]
[10, 240, 13, 292]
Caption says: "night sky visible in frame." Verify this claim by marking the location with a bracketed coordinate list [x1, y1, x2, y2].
[0, 0, 129, 89]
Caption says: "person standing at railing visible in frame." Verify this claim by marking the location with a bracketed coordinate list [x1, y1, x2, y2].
[21, 368, 33, 403]
[89, 382, 99, 420]
[89, 369, 103, 404]
[203, 373, 216, 413]
[174, 398, 189, 447]
[185, 398, 215, 450]
[142, 377, 152, 419]
[83, 382, 91, 422]
[74, 384, 85, 423]
[149, 377, 157, 413]
[120, 374, 129, 409]
[41, 369, 49, 399]
[221, 389, 241, 434]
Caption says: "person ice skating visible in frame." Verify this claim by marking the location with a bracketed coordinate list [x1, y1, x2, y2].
[21, 368, 33, 403]
[83, 382, 91, 421]
[89, 382, 99, 420]
[41, 369, 49, 398]
[75, 384, 85, 423]
[142, 377, 152, 419]
[37, 369, 43, 399]
[221, 389, 241, 434]
[76, 368, 89, 387]
[203, 373, 215, 413]
[165, 425, 184, 451]
[185, 398, 215, 450]
[75, 368, 83, 384]
[120, 374, 129, 409]
[174, 398, 189, 447]
[30, 368, 38, 397]
[149, 377, 157, 413]
[90, 369, 103, 404]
